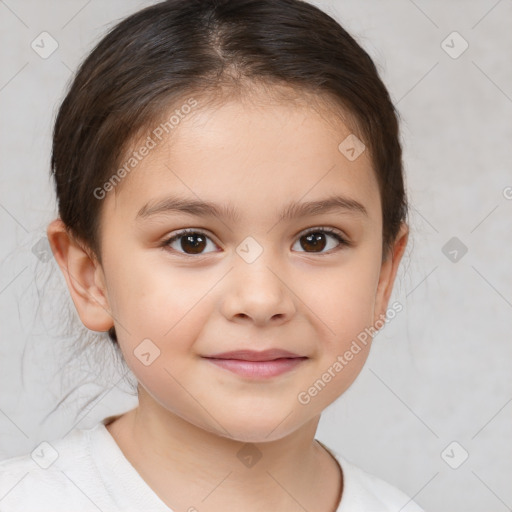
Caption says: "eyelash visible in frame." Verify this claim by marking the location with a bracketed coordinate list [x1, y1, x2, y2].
[161, 227, 351, 257]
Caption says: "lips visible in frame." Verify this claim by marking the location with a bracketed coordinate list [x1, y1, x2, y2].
[203, 349, 305, 362]
[202, 349, 308, 379]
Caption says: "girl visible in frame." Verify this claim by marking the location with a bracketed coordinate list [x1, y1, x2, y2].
[0, 0, 424, 510]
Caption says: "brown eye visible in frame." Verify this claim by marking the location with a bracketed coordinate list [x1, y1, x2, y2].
[165, 230, 217, 255]
[292, 228, 347, 254]
[180, 233, 207, 254]
[300, 232, 327, 252]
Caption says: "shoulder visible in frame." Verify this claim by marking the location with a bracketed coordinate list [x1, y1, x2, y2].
[0, 425, 111, 512]
[317, 441, 425, 512]
[339, 457, 425, 511]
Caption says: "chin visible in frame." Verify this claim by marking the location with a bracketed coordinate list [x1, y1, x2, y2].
[217, 427, 290, 444]
[204, 411, 304, 445]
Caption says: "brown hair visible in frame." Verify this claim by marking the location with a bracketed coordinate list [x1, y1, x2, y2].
[51, 0, 408, 345]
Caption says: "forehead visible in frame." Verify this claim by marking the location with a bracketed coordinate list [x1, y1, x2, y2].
[105, 93, 380, 224]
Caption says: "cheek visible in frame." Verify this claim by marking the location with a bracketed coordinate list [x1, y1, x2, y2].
[297, 275, 377, 409]
[102, 267, 234, 437]
[299, 252, 380, 387]
[104, 254, 220, 355]
[325, 276, 377, 340]
[302, 255, 380, 337]
[104, 258, 215, 417]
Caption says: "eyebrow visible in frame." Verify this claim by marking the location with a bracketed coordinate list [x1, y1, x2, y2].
[136, 194, 368, 222]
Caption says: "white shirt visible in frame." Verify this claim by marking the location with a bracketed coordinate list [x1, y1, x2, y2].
[0, 416, 425, 511]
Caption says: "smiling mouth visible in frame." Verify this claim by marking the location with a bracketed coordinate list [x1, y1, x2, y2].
[203, 348, 305, 362]
[202, 354, 308, 379]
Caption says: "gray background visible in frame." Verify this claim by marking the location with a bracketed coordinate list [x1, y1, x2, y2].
[1, 1, 511, 510]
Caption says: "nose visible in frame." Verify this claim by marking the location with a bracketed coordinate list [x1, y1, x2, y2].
[220, 252, 296, 327]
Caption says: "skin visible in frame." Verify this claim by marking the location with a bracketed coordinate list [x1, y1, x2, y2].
[48, 88, 408, 512]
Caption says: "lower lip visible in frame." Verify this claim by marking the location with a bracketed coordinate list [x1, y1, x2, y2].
[203, 357, 307, 379]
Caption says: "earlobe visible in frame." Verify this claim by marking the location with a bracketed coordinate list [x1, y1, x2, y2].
[373, 223, 409, 326]
[46, 218, 114, 333]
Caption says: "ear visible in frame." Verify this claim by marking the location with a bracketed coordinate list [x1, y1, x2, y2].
[373, 222, 409, 326]
[47, 218, 114, 332]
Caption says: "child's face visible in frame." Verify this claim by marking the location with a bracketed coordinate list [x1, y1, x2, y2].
[90, 92, 406, 442]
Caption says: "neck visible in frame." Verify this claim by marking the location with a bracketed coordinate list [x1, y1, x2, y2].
[105, 388, 342, 511]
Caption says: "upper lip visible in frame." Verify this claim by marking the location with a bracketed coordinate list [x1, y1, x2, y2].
[203, 349, 306, 361]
